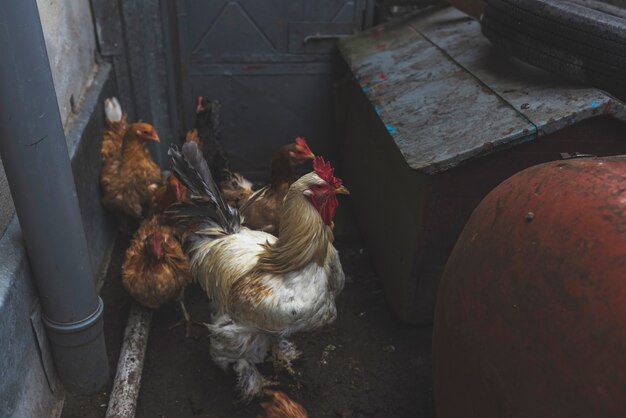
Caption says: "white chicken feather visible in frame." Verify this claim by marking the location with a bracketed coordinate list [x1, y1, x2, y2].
[167, 142, 348, 401]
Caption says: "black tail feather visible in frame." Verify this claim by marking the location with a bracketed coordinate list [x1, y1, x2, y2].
[168, 142, 240, 235]
[194, 98, 230, 183]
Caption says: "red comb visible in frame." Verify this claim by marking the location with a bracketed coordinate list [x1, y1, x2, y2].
[313, 156, 342, 189]
[295, 137, 313, 154]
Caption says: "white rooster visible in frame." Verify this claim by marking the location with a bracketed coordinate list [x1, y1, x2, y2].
[167, 142, 348, 401]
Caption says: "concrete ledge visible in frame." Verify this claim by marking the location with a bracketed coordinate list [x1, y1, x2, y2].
[0, 62, 117, 417]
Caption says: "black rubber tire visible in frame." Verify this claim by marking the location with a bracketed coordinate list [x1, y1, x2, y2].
[482, 0, 626, 98]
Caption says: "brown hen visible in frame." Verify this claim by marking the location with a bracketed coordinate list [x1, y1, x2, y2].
[150, 172, 191, 216]
[185, 128, 202, 148]
[122, 216, 191, 309]
[146, 129, 197, 215]
[123, 173, 194, 334]
[100, 97, 162, 218]
[242, 138, 315, 234]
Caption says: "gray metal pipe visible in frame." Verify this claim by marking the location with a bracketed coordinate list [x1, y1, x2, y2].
[0, 1, 108, 393]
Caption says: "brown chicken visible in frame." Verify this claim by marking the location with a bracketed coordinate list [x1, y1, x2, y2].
[100, 97, 162, 218]
[145, 129, 198, 215]
[259, 390, 308, 418]
[220, 171, 255, 208]
[122, 174, 194, 333]
[122, 216, 191, 308]
[195, 96, 254, 208]
[242, 137, 315, 234]
[150, 171, 191, 216]
[102, 97, 127, 144]
[147, 127, 204, 216]
[185, 128, 202, 148]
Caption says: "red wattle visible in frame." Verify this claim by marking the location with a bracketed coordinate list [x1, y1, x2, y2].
[308, 193, 338, 226]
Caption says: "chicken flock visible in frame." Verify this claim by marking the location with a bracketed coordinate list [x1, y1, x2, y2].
[100, 95, 349, 415]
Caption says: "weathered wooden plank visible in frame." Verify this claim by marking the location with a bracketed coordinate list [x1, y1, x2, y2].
[339, 7, 626, 174]
[409, 7, 626, 136]
[339, 11, 535, 174]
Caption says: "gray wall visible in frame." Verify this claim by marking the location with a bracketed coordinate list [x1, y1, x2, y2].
[0, 0, 97, 237]
[37, 0, 98, 130]
[0, 160, 12, 238]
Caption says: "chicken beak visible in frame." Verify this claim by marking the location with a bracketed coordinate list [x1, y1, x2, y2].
[335, 185, 350, 195]
[152, 135, 161, 143]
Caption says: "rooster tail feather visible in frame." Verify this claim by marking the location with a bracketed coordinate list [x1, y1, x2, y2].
[167, 142, 241, 237]
[239, 184, 268, 214]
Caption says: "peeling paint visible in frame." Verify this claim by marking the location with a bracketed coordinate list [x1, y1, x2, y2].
[339, 7, 624, 175]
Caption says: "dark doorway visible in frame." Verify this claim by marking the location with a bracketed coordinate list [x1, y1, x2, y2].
[170, 0, 372, 176]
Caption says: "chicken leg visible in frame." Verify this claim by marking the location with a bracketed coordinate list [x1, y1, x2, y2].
[272, 339, 303, 387]
[234, 359, 279, 404]
[201, 316, 278, 402]
[169, 289, 199, 337]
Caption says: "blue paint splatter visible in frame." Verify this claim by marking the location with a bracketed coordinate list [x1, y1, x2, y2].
[375, 106, 382, 116]
[362, 86, 369, 94]
[386, 124, 397, 135]
[591, 101, 600, 108]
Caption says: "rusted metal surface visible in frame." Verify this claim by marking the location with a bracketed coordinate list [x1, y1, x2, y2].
[338, 7, 626, 174]
[106, 304, 153, 418]
[433, 156, 626, 417]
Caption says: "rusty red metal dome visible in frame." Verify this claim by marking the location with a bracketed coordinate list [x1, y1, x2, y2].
[433, 156, 626, 418]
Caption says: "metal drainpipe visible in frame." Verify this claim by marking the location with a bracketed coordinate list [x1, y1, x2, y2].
[0, 1, 109, 393]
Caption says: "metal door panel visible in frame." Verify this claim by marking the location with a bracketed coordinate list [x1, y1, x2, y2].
[186, 0, 288, 60]
[188, 73, 337, 177]
[288, 22, 354, 54]
[302, 0, 358, 21]
[174, 0, 370, 177]
[192, 2, 279, 59]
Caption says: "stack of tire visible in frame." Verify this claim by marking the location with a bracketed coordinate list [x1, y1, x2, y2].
[482, 0, 626, 99]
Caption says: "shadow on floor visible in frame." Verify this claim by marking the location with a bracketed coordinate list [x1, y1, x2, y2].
[62, 232, 435, 418]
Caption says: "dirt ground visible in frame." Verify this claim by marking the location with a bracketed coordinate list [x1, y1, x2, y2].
[62, 217, 435, 418]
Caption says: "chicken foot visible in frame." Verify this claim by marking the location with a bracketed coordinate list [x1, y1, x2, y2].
[272, 339, 303, 387]
[169, 294, 202, 337]
[234, 359, 279, 404]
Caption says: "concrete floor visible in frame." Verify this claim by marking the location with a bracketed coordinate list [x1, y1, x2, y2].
[61, 216, 434, 418]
